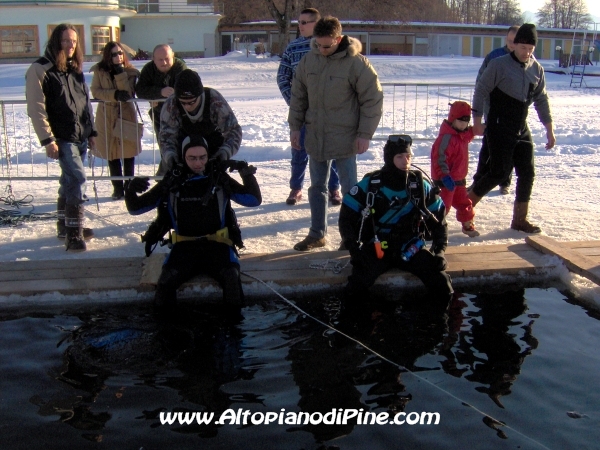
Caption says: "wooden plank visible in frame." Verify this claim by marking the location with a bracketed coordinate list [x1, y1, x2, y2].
[0, 276, 142, 295]
[526, 235, 600, 286]
[140, 253, 166, 286]
[0, 264, 142, 282]
[0, 257, 141, 272]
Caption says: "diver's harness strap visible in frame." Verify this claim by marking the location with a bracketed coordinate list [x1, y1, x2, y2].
[170, 227, 234, 247]
[356, 169, 437, 261]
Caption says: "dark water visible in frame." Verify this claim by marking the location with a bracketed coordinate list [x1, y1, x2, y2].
[1, 287, 599, 450]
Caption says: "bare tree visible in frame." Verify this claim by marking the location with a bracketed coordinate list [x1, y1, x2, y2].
[537, 0, 593, 29]
[264, 0, 300, 56]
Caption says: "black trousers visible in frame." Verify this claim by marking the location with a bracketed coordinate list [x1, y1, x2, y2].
[347, 245, 453, 300]
[108, 157, 135, 192]
[472, 134, 512, 188]
[157, 240, 240, 299]
[472, 125, 535, 202]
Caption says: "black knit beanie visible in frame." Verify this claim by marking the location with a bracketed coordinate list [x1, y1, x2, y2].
[175, 69, 203, 99]
[514, 24, 537, 46]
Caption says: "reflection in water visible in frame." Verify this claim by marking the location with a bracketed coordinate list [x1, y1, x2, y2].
[31, 306, 255, 440]
[25, 289, 541, 445]
[451, 289, 538, 409]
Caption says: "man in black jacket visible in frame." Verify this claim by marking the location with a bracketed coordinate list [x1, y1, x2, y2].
[135, 44, 187, 173]
[26, 23, 97, 251]
[469, 24, 555, 234]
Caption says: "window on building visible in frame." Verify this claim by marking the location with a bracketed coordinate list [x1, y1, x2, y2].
[493, 37, 502, 50]
[114, 26, 120, 43]
[0, 26, 38, 57]
[91, 26, 111, 53]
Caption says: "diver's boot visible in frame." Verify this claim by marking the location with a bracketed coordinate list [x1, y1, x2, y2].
[510, 201, 541, 234]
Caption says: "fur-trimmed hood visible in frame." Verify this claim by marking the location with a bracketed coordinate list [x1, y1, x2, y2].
[309, 35, 363, 57]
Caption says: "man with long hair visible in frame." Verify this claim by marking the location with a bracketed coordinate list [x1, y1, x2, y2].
[26, 24, 97, 251]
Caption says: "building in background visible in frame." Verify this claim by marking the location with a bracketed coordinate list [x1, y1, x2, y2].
[0, 0, 221, 61]
[0, 3, 596, 64]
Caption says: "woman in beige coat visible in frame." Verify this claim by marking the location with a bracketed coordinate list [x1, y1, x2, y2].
[90, 42, 141, 199]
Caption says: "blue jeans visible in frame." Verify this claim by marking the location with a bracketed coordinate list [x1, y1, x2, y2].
[290, 126, 339, 191]
[307, 156, 357, 239]
[57, 139, 88, 206]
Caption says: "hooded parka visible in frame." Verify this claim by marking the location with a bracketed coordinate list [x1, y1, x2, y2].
[288, 36, 383, 162]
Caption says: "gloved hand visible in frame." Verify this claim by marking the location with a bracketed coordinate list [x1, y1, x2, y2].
[212, 147, 229, 161]
[239, 165, 257, 177]
[441, 175, 455, 192]
[218, 159, 247, 172]
[114, 90, 131, 102]
[432, 250, 448, 271]
[127, 177, 150, 193]
[113, 63, 125, 75]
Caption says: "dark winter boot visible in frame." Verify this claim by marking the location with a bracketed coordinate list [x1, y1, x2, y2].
[64, 203, 86, 252]
[220, 266, 243, 306]
[510, 201, 541, 234]
[108, 159, 125, 200]
[57, 197, 94, 240]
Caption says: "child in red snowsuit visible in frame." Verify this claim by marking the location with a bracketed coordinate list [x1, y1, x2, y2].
[431, 101, 479, 237]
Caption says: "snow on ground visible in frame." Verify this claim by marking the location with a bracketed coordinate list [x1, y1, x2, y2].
[1, 52, 599, 305]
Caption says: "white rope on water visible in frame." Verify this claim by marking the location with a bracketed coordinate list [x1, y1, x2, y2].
[240, 270, 552, 450]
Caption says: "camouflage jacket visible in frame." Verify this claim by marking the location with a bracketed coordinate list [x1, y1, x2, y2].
[159, 88, 242, 165]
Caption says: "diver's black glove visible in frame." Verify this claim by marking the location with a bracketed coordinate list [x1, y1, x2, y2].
[127, 176, 150, 193]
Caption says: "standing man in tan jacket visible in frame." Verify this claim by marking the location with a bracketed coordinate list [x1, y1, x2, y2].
[289, 16, 383, 251]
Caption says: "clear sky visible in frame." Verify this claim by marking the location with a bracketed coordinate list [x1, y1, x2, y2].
[520, 0, 600, 22]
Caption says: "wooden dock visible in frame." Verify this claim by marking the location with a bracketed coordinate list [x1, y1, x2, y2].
[1, 236, 599, 306]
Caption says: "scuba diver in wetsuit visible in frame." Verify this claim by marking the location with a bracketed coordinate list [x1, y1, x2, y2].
[338, 134, 454, 308]
[125, 134, 262, 309]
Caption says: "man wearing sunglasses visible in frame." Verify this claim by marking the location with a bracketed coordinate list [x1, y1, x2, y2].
[158, 69, 242, 171]
[289, 16, 383, 251]
[277, 8, 341, 207]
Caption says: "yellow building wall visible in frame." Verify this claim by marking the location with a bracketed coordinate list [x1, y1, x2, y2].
[483, 37, 492, 55]
[541, 39, 551, 59]
[565, 41, 573, 54]
[462, 36, 470, 56]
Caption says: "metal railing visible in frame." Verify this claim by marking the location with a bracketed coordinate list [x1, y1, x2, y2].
[375, 82, 475, 141]
[0, 83, 476, 181]
[0, 0, 138, 10]
[0, 98, 162, 181]
[132, 0, 218, 14]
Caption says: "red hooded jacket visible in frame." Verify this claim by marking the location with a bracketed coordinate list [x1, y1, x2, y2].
[431, 120, 475, 181]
